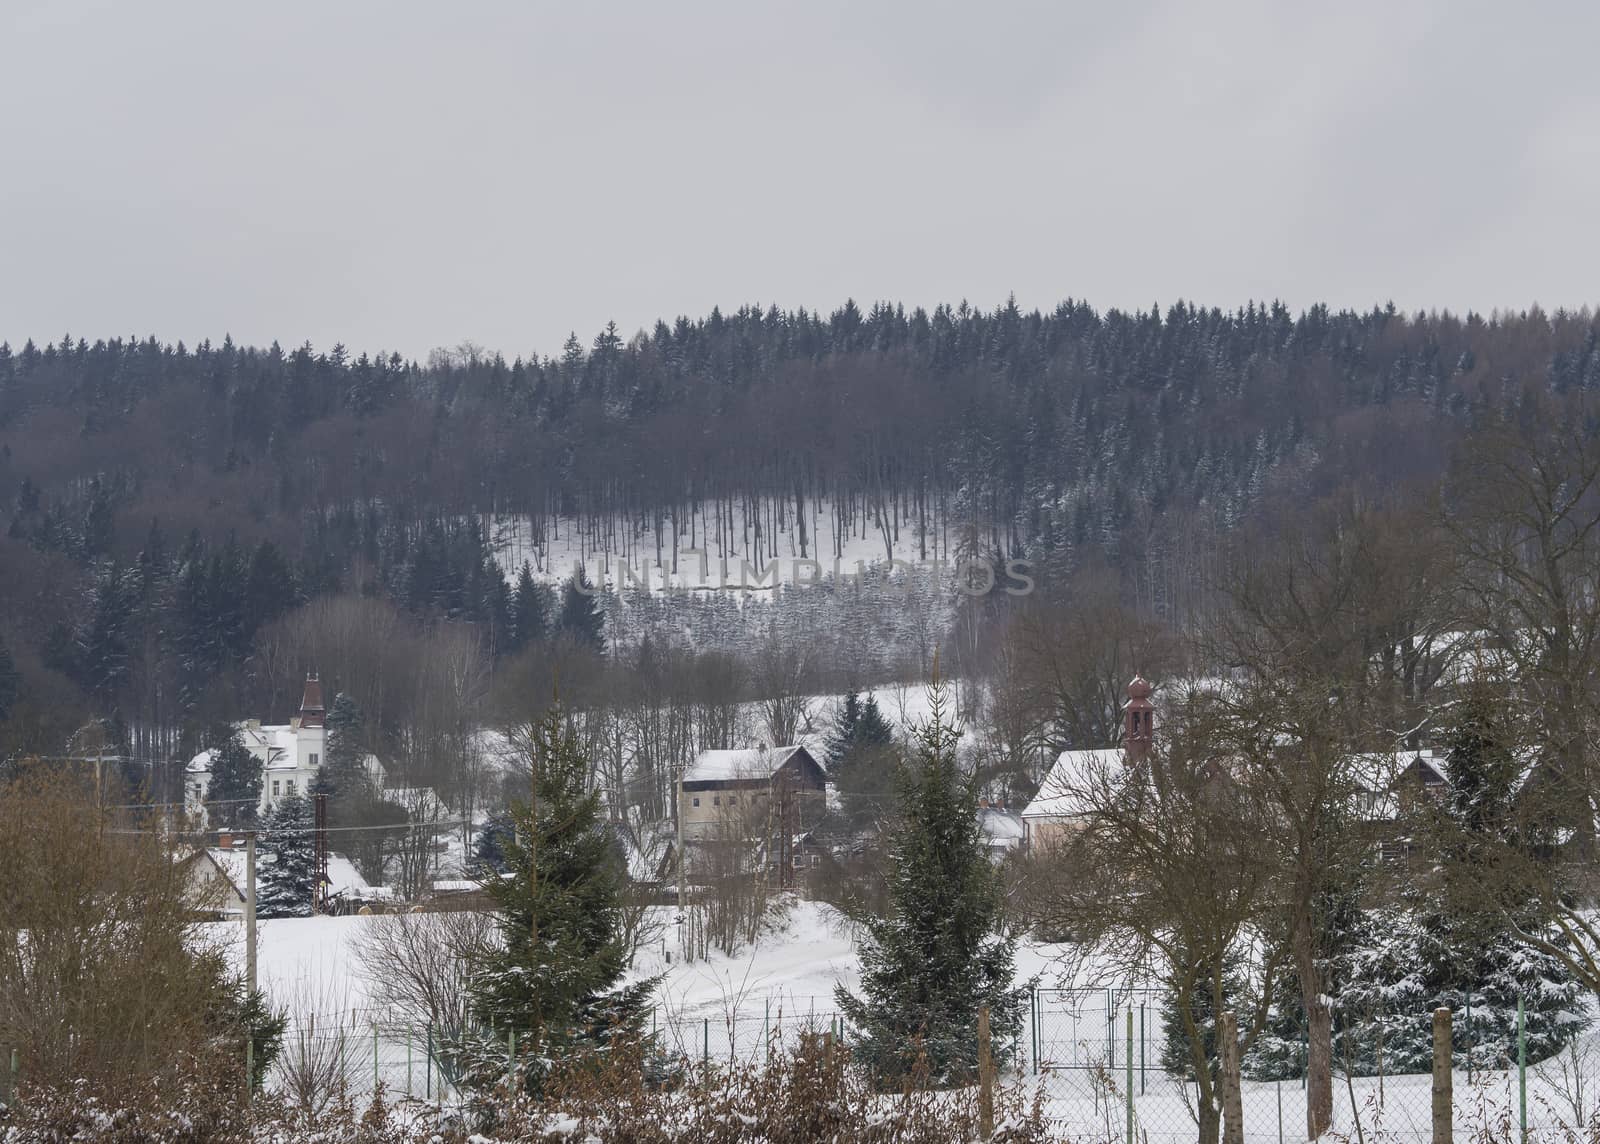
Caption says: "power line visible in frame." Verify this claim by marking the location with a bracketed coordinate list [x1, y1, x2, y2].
[106, 819, 470, 837]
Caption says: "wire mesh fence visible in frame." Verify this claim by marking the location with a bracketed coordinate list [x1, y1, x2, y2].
[247, 988, 1600, 1143]
[1022, 987, 1600, 1144]
[642, 986, 1600, 1144]
[652, 1000, 849, 1066]
[271, 1014, 454, 1104]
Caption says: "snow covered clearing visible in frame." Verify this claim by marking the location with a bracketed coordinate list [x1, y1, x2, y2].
[220, 903, 1600, 1141]
[486, 500, 961, 595]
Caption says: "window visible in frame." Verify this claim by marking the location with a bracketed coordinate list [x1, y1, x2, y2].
[728, 795, 737, 805]
[713, 795, 721, 807]
[308, 752, 319, 768]
[193, 783, 202, 801]
[692, 797, 701, 808]
[271, 781, 281, 796]
[287, 779, 297, 795]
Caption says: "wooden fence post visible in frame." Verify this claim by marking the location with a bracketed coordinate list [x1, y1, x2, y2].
[1220, 1011, 1244, 1144]
[1432, 1007, 1453, 1144]
[978, 1005, 995, 1140]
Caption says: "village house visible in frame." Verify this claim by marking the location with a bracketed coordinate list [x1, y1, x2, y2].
[175, 845, 248, 919]
[185, 674, 386, 822]
[1021, 671, 1459, 863]
[1021, 675, 1155, 850]
[677, 744, 827, 843]
[675, 744, 828, 887]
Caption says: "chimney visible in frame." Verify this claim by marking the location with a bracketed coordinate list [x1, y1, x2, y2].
[298, 673, 326, 729]
[1123, 675, 1155, 765]
[217, 832, 233, 850]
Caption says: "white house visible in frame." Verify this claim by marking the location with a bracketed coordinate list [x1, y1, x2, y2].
[185, 674, 384, 821]
[175, 846, 248, 918]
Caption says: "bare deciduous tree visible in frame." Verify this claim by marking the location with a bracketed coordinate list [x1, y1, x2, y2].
[351, 907, 497, 1050]
[1037, 690, 1280, 1144]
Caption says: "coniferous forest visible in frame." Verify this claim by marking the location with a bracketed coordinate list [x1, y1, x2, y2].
[2, 298, 1599, 800]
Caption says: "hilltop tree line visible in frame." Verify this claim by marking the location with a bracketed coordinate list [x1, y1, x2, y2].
[4, 299, 1600, 782]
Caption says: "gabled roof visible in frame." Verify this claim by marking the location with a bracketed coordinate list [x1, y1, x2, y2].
[325, 854, 374, 897]
[1021, 748, 1125, 821]
[174, 847, 247, 906]
[685, 745, 810, 784]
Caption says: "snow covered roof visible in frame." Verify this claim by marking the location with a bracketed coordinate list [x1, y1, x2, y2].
[324, 854, 371, 896]
[1021, 749, 1126, 821]
[1355, 749, 1451, 820]
[977, 806, 1025, 849]
[431, 880, 482, 894]
[208, 847, 248, 891]
[381, 786, 452, 821]
[187, 723, 314, 774]
[685, 745, 806, 784]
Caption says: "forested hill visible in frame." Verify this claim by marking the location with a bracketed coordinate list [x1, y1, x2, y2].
[1, 298, 1597, 766]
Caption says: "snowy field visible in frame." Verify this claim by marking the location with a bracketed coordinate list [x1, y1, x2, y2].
[227, 902, 1600, 1141]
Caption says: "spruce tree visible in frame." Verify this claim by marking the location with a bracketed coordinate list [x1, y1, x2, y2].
[556, 569, 605, 652]
[468, 705, 652, 1092]
[509, 561, 547, 652]
[826, 692, 864, 766]
[472, 810, 515, 874]
[834, 678, 1025, 1085]
[1277, 691, 1589, 1076]
[827, 691, 897, 827]
[1160, 951, 1247, 1080]
[258, 791, 316, 918]
[1428, 687, 1585, 1067]
[314, 691, 404, 884]
[315, 691, 370, 800]
[207, 727, 262, 829]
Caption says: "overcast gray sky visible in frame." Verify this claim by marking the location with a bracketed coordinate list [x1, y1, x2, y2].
[3, 1, 1597, 361]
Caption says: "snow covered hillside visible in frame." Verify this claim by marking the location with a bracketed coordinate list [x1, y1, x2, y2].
[483, 501, 1011, 666]
[487, 498, 970, 594]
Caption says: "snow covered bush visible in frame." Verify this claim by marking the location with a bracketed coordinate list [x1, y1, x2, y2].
[466, 1031, 1056, 1144]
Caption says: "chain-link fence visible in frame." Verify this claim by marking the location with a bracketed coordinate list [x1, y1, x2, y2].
[1023, 987, 1600, 1144]
[643, 986, 1600, 1144]
[652, 999, 848, 1066]
[271, 1012, 455, 1104]
[246, 989, 1600, 1142]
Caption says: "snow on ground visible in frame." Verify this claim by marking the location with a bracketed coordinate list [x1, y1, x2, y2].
[236, 899, 1082, 1061]
[224, 904, 1600, 1141]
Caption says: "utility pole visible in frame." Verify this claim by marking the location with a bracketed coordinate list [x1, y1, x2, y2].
[676, 770, 688, 958]
[312, 793, 328, 914]
[245, 831, 257, 997]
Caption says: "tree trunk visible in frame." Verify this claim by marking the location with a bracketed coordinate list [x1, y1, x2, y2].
[1305, 991, 1334, 1139]
[1431, 1008, 1452, 1144]
[1197, 1092, 1222, 1144]
[1220, 1011, 1244, 1144]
